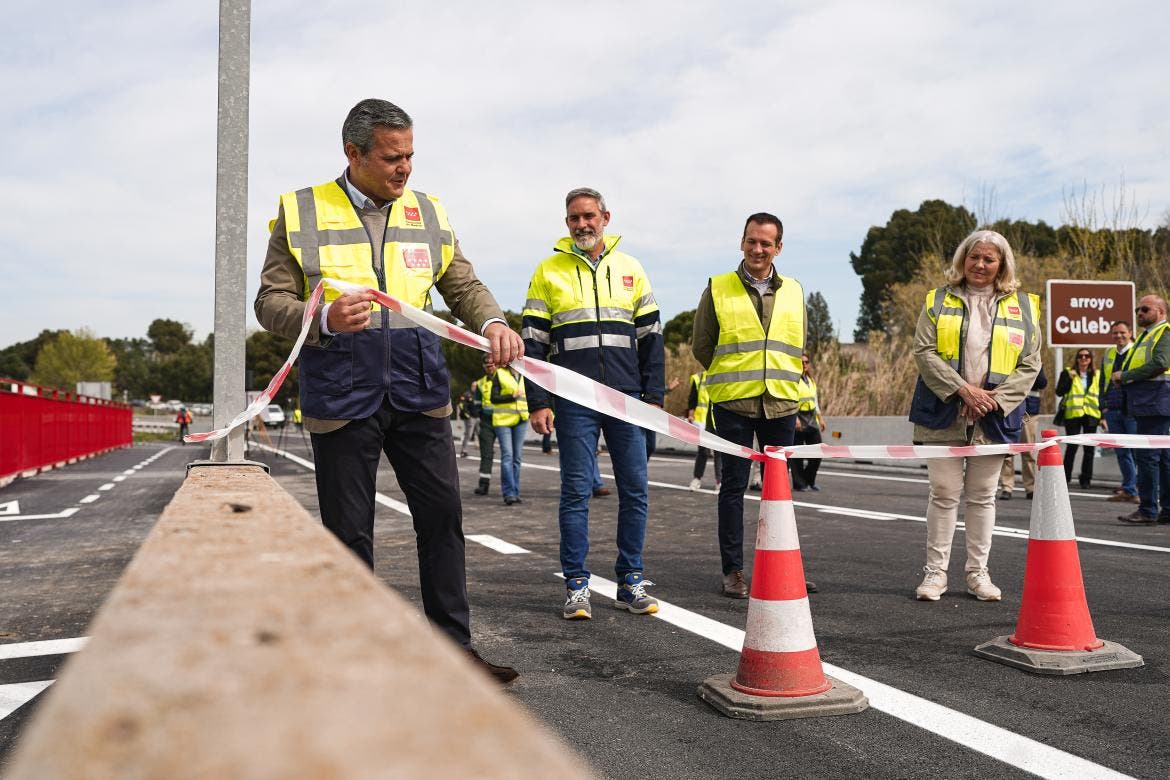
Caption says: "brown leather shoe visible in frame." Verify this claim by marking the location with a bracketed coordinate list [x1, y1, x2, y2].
[465, 647, 519, 684]
[592, 487, 611, 497]
[721, 570, 748, 598]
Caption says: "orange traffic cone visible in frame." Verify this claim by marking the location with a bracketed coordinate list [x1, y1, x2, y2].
[698, 448, 867, 720]
[974, 430, 1143, 674]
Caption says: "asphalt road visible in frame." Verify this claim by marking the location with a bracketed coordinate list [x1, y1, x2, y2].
[1, 433, 1167, 779]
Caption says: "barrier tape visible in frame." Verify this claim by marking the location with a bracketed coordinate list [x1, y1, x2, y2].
[187, 280, 1170, 463]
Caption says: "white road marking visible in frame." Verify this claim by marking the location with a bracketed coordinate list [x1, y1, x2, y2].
[79, 494, 100, 504]
[98, 483, 114, 491]
[563, 572, 1130, 780]
[0, 681, 53, 722]
[466, 534, 530, 554]
[122, 469, 135, 475]
[0, 508, 80, 523]
[0, 637, 88, 660]
[518, 462, 1169, 554]
[252, 443, 412, 515]
[113, 475, 126, 482]
[0, 500, 20, 516]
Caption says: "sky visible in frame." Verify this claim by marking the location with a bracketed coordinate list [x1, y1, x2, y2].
[3, 1, 1169, 347]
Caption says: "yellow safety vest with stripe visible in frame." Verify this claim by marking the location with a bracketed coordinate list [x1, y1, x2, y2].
[477, 375, 495, 418]
[925, 287, 1039, 386]
[490, 368, 529, 427]
[277, 181, 455, 313]
[1061, 369, 1101, 421]
[705, 272, 805, 404]
[797, 376, 819, 413]
[1120, 322, 1170, 416]
[689, 372, 711, 426]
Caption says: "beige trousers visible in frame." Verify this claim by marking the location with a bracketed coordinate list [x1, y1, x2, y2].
[926, 453, 1002, 572]
[999, 414, 1038, 491]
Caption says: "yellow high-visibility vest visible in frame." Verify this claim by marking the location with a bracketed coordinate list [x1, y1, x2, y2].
[797, 376, 818, 413]
[490, 368, 529, 427]
[1122, 322, 1170, 377]
[690, 372, 711, 426]
[926, 288, 1039, 385]
[705, 272, 804, 403]
[276, 182, 455, 313]
[1062, 369, 1101, 420]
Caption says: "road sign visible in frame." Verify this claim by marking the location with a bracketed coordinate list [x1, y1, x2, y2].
[1046, 279, 1135, 348]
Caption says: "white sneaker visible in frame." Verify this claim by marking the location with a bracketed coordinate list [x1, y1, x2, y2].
[689, 477, 702, 491]
[915, 567, 947, 601]
[966, 569, 1002, 601]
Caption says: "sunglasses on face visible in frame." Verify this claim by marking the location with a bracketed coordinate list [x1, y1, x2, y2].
[1136, 305, 1151, 313]
[1076, 354, 1091, 359]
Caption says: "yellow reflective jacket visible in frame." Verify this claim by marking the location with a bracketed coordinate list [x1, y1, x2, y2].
[490, 368, 529, 427]
[689, 371, 711, 426]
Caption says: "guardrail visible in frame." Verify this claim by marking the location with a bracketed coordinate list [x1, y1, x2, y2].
[3, 463, 595, 779]
[0, 378, 132, 486]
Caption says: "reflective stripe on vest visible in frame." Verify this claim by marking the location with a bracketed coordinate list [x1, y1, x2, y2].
[690, 372, 711, 426]
[279, 183, 455, 315]
[926, 287, 1038, 385]
[1122, 322, 1170, 380]
[490, 368, 529, 427]
[706, 272, 804, 403]
[797, 376, 818, 413]
[1063, 369, 1101, 420]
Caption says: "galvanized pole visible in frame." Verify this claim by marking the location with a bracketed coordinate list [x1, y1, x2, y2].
[211, 0, 250, 461]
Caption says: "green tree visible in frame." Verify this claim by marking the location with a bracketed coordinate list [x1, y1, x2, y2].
[246, 330, 298, 406]
[0, 329, 67, 381]
[147, 319, 193, 355]
[805, 291, 836, 359]
[107, 337, 153, 399]
[662, 309, 696, 353]
[30, 329, 116, 391]
[850, 200, 976, 340]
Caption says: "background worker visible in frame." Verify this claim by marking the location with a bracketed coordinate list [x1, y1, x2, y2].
[491, 364, 528, 505]
[692, 212, 813, 599]
[998, 368, 1047, 500]
[175, 405, 192, 443]
[456, 385, 479, 458]
[1114, 294, 1170, 525]
[1100, 321, 1139, 503]
[1056, 349, 1101, 489]
[688, 370, 721, 491]
[472, 368, 497, 496]
[253, 98, 521, 683]
[523, 187, 665, 620]
[791, 352, 826, 492]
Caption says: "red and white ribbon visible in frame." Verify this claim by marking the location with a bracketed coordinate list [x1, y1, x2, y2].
[188, 280, 1170, 463]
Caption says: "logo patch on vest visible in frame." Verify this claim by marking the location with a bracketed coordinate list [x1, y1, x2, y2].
[1009, 332, 1024, 346]
[622, 275, 634, 290]
[1008, 305, 1020, 315]
[403, 206, 422, 225]
[402, 246, 431, 269]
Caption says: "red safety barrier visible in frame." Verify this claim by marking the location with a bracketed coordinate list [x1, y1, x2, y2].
[0, 378, 132, 485]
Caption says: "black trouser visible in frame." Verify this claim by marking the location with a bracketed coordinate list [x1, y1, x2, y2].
[712, 406, 796, 575]
[477, 413, 496, 481]
[693, 448, 723, 481]
[310, 400, 470, 647]
[790, 425, 823, 489]
[1062, 417, 1099, 486]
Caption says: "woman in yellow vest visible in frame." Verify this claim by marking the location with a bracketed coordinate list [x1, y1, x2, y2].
[491, 365, 529, 505]
[1055, 349, 1101, 488]
[909, 230, 1041, 603]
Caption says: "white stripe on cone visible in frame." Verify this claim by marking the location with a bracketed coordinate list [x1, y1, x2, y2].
[756, 500, 801, 551]
[1031, 461, 1076, 541]
[743, 597, 819, 653]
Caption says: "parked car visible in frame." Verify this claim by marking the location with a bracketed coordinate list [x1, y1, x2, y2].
[259, 404, 286, 428]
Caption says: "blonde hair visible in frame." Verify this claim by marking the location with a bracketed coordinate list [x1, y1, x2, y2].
[943, 229, 1019, 293]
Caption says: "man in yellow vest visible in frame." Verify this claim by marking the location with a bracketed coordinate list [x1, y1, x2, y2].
[523, 187, 665, 620]
[490, 365, 529, 505]
[1113, 294, 1170, 524]
[692, 213, 815, 598]
[254, 98, 521, 683]
[791, 352, 827, 492]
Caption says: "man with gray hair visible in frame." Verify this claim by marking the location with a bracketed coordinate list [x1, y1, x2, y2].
[523, 188, 666, 620]
[255, 98, 522, 683]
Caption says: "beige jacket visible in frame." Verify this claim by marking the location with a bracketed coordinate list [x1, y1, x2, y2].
[911, 285, 1042, 443]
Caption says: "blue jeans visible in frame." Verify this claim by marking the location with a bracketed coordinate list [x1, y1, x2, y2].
[1103, 410, 1137, 495]
[711, 406, 796, 574]
[1134, 415, 1170, 516]
[495, 423, 526, 499]
[554, 396, 649, 581]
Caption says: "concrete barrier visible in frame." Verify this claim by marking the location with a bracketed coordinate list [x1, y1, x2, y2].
[4, 464, 595, 779]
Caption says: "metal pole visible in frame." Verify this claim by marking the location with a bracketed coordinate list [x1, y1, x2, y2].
[211, 0, 250, 462]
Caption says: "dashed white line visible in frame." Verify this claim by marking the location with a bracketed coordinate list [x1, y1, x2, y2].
[0, 681, 54, 721]
[98, 483, 114, 491]
[466, 534, 530, 554]
[0, 637, 88, 660]
[252, 443, 411, 515]
[113, 475, 126, 482]
[79, 494, 100, 504]
[0, 508, 80, 523]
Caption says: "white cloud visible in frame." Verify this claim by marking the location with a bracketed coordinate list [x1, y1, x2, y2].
[3, 0, 1168, 347]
